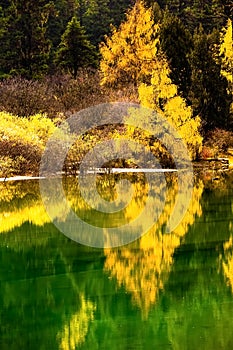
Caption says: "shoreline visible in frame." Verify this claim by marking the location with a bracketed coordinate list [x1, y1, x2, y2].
[1, 162, 233, 182]
[0, 176, 45, 182]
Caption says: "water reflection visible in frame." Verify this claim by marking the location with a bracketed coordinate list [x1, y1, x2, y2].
[40, 173, 167, 247]
[0, 171, 233, 349]
[0, 180, 50, 233]
[58, 294, 96, 350]
[104, 178, 204, 318]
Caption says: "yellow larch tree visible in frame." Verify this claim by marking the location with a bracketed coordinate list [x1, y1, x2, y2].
[220, 18, 233, 116]
[220, 18, 233, 85]
[99, 0, 159, 88]
[138, 61, 203, 160]
[99, 0, 202, 160]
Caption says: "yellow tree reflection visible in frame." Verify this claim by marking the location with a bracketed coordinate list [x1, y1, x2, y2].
[58, 294, 95, 350]
[222, 235, 233, 292]
[104, 178, 204, 318]
[0, 181, 51, 233]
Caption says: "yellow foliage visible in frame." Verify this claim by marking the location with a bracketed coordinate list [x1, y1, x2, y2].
[138, 64, 203, 160]
[58, 295, 96, 350]
[0, 111, 57, 176]
[220, 19, 233, 84]
[222, 236, 233, 293]
[150, 61, 177, 102]
[220, 18, 233, 116]
[28, 114, 57, 144]
[164, 96, 202, 159]
[0, 112, 56, 149]
[104, 178, 204, 318]
[100, 1, 159, 87]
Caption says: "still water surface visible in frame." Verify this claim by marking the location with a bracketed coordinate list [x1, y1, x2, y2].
[0, 171, 233, 349]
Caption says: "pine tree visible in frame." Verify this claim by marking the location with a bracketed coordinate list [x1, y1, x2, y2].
[188, 25, 230, 130]
[82, 0, 113, 46]
[56, 16, 97, 78]
[0, 0, 53, 78]
[109, 0, 134, 27]
[157, 0, 228, 33]
[47, 0, 77, 48]
[159, 12, 193, 99]
[0, 5, 9, 76]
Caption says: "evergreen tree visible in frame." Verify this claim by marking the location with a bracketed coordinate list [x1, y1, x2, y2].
[0, 0, 53, 78]
[47, 0, 77, 48]
[56, 16, 97, 78]
[0, 1, 10, 10]
[109, 0, 134, 27]
[0, 6, 8, 76]
[157, 0, 228, 33]
[46, 0, 78, 72]
[82, 0, 113, 46]
[196, 0, 225, 32]
[188, 25, 230, 131]
[160, 12, 193, 99]
[76, 0, 88, 26]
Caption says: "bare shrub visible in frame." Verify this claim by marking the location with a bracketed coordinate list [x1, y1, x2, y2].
[0, 77, 61, 118]
[46, 69, 108, 114]
[0, 70, 139, 120]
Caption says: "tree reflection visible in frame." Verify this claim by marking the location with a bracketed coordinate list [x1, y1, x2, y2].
[1, 172, 233, 348]
[58, 294, 96, 350]
[104, 177, 204, 318]
[221, 236, 233, 292]
[0, 180, 50, 233]
[0, 175, 204, 320]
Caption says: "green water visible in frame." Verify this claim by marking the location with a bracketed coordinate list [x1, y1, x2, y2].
[1, 171, 233, 349]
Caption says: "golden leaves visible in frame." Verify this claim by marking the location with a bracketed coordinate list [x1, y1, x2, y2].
[104, 178, 204, 318]
[100, 1, 159, 87]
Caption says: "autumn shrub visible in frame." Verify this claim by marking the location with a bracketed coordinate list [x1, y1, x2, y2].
[200, 145, 215, 159]
[204, 128, 233, 156]
[0, 112, 56, 177]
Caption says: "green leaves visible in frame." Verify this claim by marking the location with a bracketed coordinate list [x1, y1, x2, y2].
[0, 0, 53, 78]
[188, 25, 230, 131]
[56, 16, 97, 78]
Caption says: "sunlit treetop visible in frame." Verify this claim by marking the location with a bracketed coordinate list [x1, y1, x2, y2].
[220, 18, 233, 84]
[99, 0, 159, 87]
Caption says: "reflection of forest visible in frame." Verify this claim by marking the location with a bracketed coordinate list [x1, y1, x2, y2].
[0, 180, 50, 233]
[58, 294, 96, 350]
[216, 172, 233, 294]
[1, 172, 233, 349]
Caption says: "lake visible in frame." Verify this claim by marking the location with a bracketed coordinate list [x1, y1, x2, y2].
[0, 170, 233, 349]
